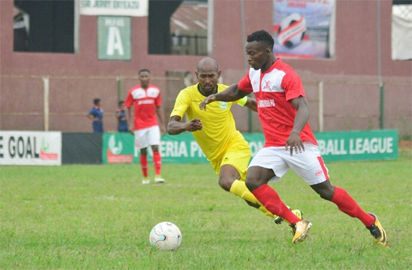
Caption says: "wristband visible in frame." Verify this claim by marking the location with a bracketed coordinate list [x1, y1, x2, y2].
[237, 96, 248, 106]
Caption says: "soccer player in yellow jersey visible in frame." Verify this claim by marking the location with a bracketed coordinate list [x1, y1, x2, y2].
[167, 57, 301, 222]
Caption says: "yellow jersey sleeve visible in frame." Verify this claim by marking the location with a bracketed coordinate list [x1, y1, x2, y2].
[169, 83, 248, 162]
[170, 87, 192, 118]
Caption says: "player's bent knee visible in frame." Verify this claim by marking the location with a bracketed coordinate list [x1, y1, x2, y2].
[318, 192, 333, 201]
[245, 178, 260, 192]
[311, 180, 335, 201]
[316, 187, 334, 201]
[219, 177, 234, 192]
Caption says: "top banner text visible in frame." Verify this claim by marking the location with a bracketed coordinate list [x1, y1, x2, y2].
[80, 0, 148, 17]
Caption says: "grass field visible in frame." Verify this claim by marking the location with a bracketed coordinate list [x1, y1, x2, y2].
[1, 149, 411, 269]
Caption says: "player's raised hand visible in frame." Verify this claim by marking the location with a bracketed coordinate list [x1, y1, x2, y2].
[185, 119, 203, 132]
[199, 94, 217, 111]
[285, 131, 305, 156]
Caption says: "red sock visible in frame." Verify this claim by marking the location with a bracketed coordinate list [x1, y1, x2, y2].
[140, 155, 148, 178]
[153, 152, 162, 176]
[331, 186, 375, 227]
[252, 184, 301, 224]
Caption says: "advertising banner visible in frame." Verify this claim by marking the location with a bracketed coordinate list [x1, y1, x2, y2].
[102, 133, 209, 164]
[273, 0, 336, 59]
[102, 130, 398, 164]
[103, 132, 135, 164]
[0, 131, 62, 165]
[80, 0, 148, 17]
[316, 130, 398, 162]
[98, 16, 131, 60]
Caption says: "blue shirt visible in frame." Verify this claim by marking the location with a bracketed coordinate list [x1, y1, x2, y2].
[89, 106, 103, 133]
[116, 109, 128, 132]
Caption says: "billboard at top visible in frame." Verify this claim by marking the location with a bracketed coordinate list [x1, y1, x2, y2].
[80, 0, 148, 17]
[273, 0, 336, 59]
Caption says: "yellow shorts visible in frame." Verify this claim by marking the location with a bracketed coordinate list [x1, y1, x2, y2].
[210, 137, 251, 181]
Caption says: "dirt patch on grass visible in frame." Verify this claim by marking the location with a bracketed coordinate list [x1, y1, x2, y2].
[400, 140, 412, 149]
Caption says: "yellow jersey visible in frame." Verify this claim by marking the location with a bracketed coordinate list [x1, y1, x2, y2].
[170, 83, 246, 162]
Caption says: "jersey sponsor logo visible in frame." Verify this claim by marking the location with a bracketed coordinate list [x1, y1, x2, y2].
[249, 68, 286, 93]
[262, 80, 272, 91]
[138, 100, 155, 105]
[315, 170, 323, 176]
[219, 101, 228, 110]
[262, 79, 284, 92]
[258, 99, 275, 108]
[261, 71, 285, 92]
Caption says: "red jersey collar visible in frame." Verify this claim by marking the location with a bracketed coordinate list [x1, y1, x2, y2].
[261, 58, 283, 75]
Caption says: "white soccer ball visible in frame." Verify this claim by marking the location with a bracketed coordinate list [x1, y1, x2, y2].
[149, 222, 182, 251]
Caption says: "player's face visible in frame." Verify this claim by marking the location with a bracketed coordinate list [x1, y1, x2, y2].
[245, 41, 270, 70]
[139, 72, 150, 88]
[196, 67, 220, 95]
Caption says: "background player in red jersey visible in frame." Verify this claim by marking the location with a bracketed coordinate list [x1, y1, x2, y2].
[125, 69, 166, 184]
[200, 30, 387, 246]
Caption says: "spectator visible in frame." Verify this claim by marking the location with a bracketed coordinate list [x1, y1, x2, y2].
[87, 98, 103, 133]
[116, 100, 128, 132]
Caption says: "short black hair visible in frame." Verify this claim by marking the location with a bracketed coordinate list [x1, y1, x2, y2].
[247, 30, 274, 50]
[139, 69, 150, 74]
[93, 98, 100, 105]
[118, 100, 124, 106]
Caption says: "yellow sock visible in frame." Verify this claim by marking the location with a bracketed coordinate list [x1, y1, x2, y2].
[229, 179, 274, 218]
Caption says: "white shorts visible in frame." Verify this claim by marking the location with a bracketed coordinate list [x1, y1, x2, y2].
[134, 126, 161, 149]
[248, 143, 329, 186]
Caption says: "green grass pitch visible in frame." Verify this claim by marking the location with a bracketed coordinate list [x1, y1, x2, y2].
[1, 149, 411, 269]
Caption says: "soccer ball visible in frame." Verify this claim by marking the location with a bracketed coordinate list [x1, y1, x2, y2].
[149, 222, 182, 251]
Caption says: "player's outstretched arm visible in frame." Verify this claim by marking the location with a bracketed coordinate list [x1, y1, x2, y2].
[156, 106, 167, 134]
[126, 106, 134, 135]
[167, 116, 203, 135]
[199, 84, 247, 111]
[244, 97, 257, 112]
[285, 96, 310, 156]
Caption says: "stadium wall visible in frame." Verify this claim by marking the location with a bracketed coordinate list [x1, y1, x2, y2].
[0, 0, 411, 138]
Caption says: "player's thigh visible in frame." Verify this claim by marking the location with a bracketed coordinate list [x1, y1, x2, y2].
[248, 147, 289, 183]
[147, 126, 161, 146]
[285, 143, 330, 185]
[220, 140, 251, 182]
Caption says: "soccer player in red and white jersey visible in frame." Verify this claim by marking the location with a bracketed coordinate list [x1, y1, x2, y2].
[125, 69, 166, 185]
[200, 30, 387, 246]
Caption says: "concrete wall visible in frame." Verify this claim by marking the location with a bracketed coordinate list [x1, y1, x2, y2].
[1, 0, 411, 137]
